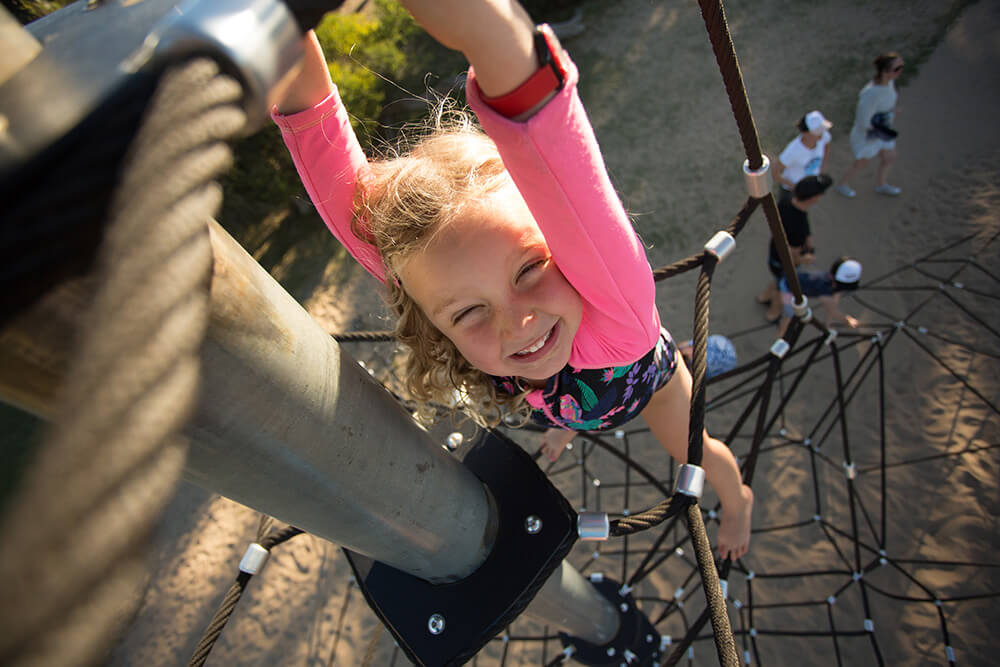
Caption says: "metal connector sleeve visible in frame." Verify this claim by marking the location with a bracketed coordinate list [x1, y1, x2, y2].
[577, 511, 610, 541]
[239, 542, 270, 574]
[743, 156, 772, 198]
[704, 231, 736, 262]
[674, 464, 705, 499]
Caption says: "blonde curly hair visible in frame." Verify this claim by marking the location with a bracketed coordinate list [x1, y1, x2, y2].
[353, 108, 533, 427]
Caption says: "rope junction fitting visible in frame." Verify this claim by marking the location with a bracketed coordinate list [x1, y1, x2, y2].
[742, 155, 772, 198]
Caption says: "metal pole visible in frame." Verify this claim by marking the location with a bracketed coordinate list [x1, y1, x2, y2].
[523, 561, 620, 645]
[0, 219, 618, 638]
[189, 221, 494, 583]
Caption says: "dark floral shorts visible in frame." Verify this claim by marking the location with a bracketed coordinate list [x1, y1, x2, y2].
[493, 328, 678, 431]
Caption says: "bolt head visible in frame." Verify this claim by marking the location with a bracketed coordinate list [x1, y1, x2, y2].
[524, 515, 543, 534]
[446, 432, 463, 450]
[428, 614, 445, 635]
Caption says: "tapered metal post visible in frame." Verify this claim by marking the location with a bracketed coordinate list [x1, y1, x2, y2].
[0, 220, 619, 640]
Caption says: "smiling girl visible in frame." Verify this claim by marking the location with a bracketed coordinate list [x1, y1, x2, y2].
[273, 0, 753, 561]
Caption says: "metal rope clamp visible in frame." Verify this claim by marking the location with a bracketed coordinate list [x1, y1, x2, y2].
[792, 295, 811, 321]
[577, 511, 610, 541]
[239, 542, 269, 575]
[704, 231, 736, 263]
[674, 463, 705, 499]
[743, 155, 773, 198]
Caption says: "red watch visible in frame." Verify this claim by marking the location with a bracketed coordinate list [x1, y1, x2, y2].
[481, 24, 568, 118]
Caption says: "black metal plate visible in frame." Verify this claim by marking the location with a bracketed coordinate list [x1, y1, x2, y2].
[559, 577, 662, 666]
[344, 428, 577, 666]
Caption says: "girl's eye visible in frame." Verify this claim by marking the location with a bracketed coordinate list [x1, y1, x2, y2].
[453, 305, 482, 325]
[517, 258, 546, 281]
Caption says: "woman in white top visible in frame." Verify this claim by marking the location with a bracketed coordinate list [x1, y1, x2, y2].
[835, 52, 904, 198]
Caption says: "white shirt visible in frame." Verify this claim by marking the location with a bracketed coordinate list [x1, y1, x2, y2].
[778, 130, 831, 189]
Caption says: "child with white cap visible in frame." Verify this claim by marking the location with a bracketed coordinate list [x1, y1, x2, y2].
[777, 257, 863, 336]
[774, 110, 834, 200]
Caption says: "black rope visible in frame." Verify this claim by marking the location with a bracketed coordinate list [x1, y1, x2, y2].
[188, 518, 304, 667]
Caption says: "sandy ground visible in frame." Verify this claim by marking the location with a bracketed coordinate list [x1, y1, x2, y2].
[105, 1, 1000, 665]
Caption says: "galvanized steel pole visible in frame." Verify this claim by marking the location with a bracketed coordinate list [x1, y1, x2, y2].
[0, 220, 619, 639]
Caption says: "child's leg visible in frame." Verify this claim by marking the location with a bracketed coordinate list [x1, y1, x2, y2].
[640, 361, 753, 561]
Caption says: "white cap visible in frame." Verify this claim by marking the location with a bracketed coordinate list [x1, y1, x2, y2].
[834, 259, 862, 284]
[805, 110, 833, 135]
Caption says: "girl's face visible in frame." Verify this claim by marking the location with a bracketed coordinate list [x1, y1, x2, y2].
[398, 183, 583, 383]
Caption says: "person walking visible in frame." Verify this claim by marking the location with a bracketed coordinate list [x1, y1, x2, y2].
[835, 52, 905, 198]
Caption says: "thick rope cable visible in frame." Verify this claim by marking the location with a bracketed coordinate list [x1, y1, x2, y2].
[695, 0, 804, 302]
[0, 58, 244, 667]
[653, 197, 758, 281]
[608, 253, 719, 538]
[188, 517, 304, 667]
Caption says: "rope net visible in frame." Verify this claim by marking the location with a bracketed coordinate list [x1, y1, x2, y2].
[2, 0, 998, 664]
[258, 223, 998, 666]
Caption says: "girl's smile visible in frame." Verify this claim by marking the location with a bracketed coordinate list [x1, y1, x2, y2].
[397, 183, 583, 382]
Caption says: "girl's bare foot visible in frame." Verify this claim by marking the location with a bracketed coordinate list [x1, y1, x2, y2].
[717, 484, 754, 561]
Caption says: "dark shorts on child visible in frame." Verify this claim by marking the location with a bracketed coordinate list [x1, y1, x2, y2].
[494, 328, 679, 432]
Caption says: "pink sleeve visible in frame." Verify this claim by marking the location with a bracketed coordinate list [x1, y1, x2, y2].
[467, 59, 661, 368]
[271, 88, 386, 283]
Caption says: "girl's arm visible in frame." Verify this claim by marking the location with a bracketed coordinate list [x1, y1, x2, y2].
[398, 0, 537, 98]
[272, 31, 385, 281]
[276, 30, 335, 115]
[402, 0, 660, 365]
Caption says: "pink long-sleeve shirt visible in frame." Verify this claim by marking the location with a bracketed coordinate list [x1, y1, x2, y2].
[272, 56, 660, 381]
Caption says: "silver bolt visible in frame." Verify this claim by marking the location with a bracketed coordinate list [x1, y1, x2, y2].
[428, 614, 445, 635]
[446, 432, 463, 450]
[606, 646, 616, 656]
[525, 515, 543, 534]
[619, 602, 629, 612]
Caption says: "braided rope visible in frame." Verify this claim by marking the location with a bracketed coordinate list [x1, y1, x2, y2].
[652, 197, 758, 282]
[188, 517, 303, 667]
[333, 330, 394, 342]
[0, 58, 244, 667]
[685, 503, 739, 666]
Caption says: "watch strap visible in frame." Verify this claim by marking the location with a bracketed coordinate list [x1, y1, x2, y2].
[480, 24, 567, 118]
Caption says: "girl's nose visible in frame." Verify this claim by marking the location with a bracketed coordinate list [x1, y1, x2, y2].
[500, 302, 535, 336]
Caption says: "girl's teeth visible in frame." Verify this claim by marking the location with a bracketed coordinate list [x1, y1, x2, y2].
[516, 329, 551, 356]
